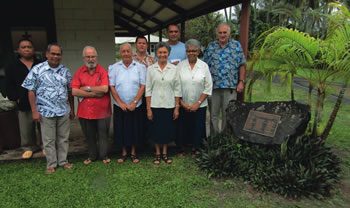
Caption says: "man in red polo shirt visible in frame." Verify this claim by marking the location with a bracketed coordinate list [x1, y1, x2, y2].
[71, 46, 111, 164]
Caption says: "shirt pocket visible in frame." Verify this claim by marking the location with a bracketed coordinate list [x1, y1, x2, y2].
[95, 74, 102, 85]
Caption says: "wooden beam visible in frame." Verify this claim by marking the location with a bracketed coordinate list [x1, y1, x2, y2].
[129, 0, 145, 20]
[139, 2, 166, 26]
[115, 17, 143, 36]
[115, 32, 138, 37]
[153, 0, 186, 14]
[115, 0, 163, 25]
[116, 12, 151, 31]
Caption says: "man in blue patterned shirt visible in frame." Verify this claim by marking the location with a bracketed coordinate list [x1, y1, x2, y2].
[22, 43, 75, 174]
[203, 23, 246, 136]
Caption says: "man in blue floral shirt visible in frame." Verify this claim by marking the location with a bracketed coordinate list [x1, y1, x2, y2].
[22, 43, 74, 174]
[203, 23, 246, 136]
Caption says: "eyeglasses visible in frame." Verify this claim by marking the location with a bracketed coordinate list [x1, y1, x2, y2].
[84, 56, 97, 59]
[186, 50, 198, 53]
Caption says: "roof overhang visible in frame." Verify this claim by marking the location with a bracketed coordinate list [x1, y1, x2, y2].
[114, 0, 243, 37]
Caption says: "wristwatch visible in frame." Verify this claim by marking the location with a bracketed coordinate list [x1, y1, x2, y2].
[239, 79, 246, 84]
[197, 100, 202, 104]
[133, 100, 138, 104]
[86, 86, 92, 92]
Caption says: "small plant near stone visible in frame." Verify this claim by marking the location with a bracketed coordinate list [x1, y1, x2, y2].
[196, 133, 341, 198]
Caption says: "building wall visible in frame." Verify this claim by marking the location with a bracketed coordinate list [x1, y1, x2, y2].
[54, 0, 115, 73]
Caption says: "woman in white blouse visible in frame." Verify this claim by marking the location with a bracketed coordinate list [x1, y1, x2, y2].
[145, 42, 182, 165]
[177, 39, 213, 156]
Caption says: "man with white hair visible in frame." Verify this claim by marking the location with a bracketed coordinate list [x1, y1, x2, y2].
[109, 43, 146, 164]
[71, 46, 111, 165]
[203, 23, 246, 136]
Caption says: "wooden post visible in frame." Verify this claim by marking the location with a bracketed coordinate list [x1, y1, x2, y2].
[148, 33, 151, 53]
[239, 0, 250, 58]
[238, 0, 250, 102]
[159, 30, 162, 42]
[181, 21, 185, 42]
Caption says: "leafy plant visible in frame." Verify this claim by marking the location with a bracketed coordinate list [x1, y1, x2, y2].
[197, 134, 341, 198]
[251, 2, 350, 140]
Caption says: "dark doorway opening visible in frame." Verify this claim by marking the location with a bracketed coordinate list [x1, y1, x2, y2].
[0, 0, 57, 97]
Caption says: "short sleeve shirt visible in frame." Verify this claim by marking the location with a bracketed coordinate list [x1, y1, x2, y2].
[168, 42, 187, 63]
[22, 61, 72, 117]
[132, 53, 155, 68]
[71, 64, 111, 119]
[108, 60, 146, 107]
[203, 39, 246, 89]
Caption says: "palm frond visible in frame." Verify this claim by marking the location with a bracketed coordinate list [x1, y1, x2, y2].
[260, 28, 320, 66]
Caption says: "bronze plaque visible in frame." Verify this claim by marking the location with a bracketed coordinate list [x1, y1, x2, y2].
[243, 110, 281, 137]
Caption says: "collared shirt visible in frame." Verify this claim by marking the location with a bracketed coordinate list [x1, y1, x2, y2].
[5, 57, 41, 111]
[71, 64, 111, 119]
[132, 53, 155, 68]
[168, 41, 187, 63]
[22, 61, 72, 117]
[108, 60, 146, 107]
[178, 59, 212, 107]
[145, 62, 182, 108]
[203, 39, 246, 89]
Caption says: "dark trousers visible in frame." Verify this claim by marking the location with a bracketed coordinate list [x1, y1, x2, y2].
[79, 117, 110, 160]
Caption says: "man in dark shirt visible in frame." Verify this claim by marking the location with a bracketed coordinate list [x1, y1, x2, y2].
[5, 38, 40, 158]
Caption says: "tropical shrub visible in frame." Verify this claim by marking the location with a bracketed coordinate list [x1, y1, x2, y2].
[197, 134, 341, 198]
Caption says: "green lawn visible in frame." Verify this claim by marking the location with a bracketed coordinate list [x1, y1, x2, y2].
[1, 81, 349, 208]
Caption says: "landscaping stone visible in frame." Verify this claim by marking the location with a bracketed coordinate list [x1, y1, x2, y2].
[225, 100, 310, 144]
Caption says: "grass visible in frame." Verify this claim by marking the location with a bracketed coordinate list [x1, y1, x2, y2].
[0, 80, 349, 208]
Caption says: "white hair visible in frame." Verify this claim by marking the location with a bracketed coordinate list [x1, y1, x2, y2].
[216, 23, 231, 35]
[82, 46, 98, 57]
[119, 43, 132, 52]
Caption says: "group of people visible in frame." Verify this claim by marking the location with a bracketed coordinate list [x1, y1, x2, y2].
[5, 22, 246, 174]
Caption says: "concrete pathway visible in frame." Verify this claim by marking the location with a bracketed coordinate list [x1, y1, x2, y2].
[0, 119, 87, 161]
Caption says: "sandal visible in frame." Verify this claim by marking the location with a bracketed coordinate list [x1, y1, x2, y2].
[162, 154, 172, 164]
[117, 154, 128, 163]
[22, 150, 33, 159]
[46, 167, 56, 174]
[103, 158, 111, 164]
[153, 154, 161, 165]
[83, 158, 92, 165]
[131, 154, 140, 164]
[63, 162, 73, 170]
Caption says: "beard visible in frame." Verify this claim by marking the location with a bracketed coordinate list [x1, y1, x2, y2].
[85, 61, 97, 69]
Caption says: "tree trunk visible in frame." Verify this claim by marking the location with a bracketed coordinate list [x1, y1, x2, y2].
[312, 86, 326, 138]
[320, 83, 347, 140]
[307, 83, 313, 110]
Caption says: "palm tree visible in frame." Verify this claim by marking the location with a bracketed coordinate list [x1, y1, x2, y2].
[253, 3, 350, 140]
[320, 2, 350, 140]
